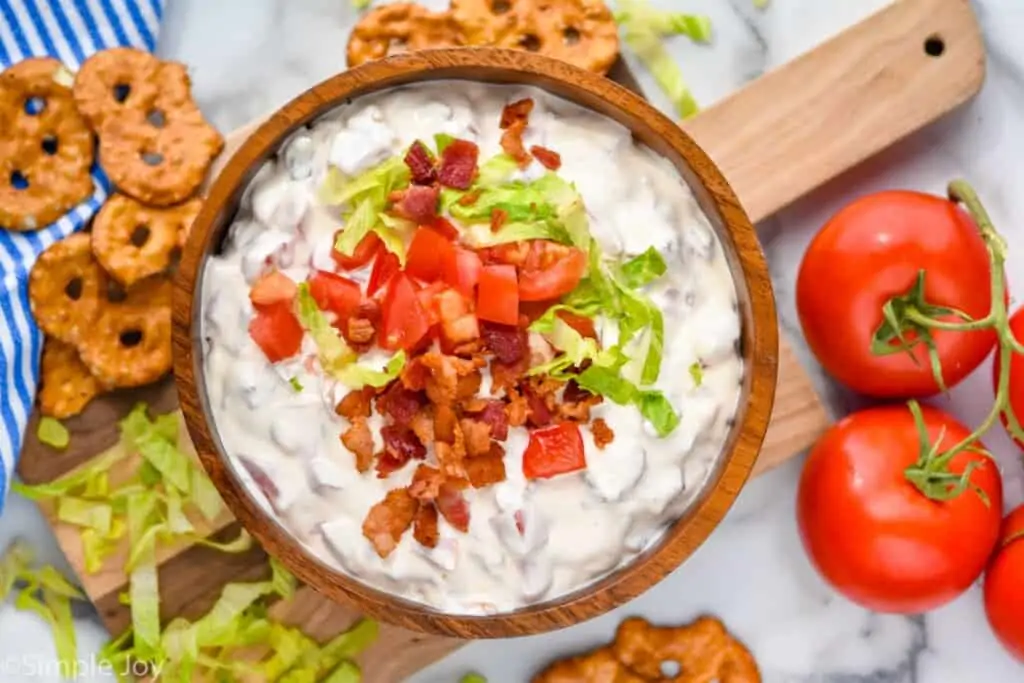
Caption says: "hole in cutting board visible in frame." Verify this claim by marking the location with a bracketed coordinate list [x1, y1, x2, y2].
[924, 35, 945, 57]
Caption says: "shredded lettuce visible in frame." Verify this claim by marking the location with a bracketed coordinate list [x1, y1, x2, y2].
[295, 282, 357, 377]
[333, 197, 378, 257]
[289, 376, 304, 392]
[324, 156, 412, 262]
[0, 539, 85, 678]
[337, 350, 407, 389]
[37, 417, 70, 450]
[434, 132, 456, 154]
[376, 213, 415, 265]
[618, 247, 668, 289]
[461, 674, 488, 683]
[690, 361, 704, 387]
[475, 153, 519, 186]
[461, 220, 572, 249]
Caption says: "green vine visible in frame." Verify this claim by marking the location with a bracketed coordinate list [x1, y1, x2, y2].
[892, 181, 1024, 502]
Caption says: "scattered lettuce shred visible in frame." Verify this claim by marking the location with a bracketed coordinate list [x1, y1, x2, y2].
[615, 0, 711, 119]
[690, 361, 704, 387]
[295, 282, 359, 378]
[351, 0, 371, 9]
[37, 417, 70, 450]
[460, 674, 488, 683]
[338, 350, 407, 389]
[0, 538, 85, 679]
[322, 156, 412, 263]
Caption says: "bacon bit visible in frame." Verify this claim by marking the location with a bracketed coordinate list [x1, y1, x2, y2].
[480, 242, 530, 267]
[382, 424, 426, 463]
[501, 122, 530, 168]
[434, 404, 458, 443]
[591, 418, 615, 449]
[410, 407, 435, 447]
[560, 393, 603, 422]
[409, 463, 446, 501]
[362, 488, 418, 558]
[413, 503, 440, 548]
[457, 191, 480, 206]
[481, 323, 527, 365]
[465, 443, 507, 488]
[378, 383, 423, 425]
[505, 389, 530, 428]
[438, 139, 480, 190]
[525, 389, 553, 427]
[345, 316, 376, 345]
[336, 387, 373, 419]
[490, 208, 508, 233]
[418, 351, 484, 405]
[456, 370, 482, 399]
[514, 510, 525, 535]
[375, 451, 406, 478]
[341, 417, 375, 472]
[562, 379, 592, 405]
[404, 140, 437, 185]
[530, 145, 561, 170]
[464, 398, 509, 440]
[491, 357, 528, 396]
[393, 185, 440, 223]
[500, 98, 535, 129]
[435, 441, 467, 481]
[436, 481, 470, 532]
[400, 357, 431, 392]
[460, 418, 493, 457]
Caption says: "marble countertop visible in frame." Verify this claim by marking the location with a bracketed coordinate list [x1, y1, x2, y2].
[4, 0, 1024, 680]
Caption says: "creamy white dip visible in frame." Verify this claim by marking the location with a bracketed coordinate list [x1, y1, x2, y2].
[200, 82, 743, 614]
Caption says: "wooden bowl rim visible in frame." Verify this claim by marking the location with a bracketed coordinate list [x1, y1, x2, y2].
[172, 48, 779, 639]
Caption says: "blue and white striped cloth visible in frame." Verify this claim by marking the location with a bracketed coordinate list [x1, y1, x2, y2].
[0, 1, 163, 513]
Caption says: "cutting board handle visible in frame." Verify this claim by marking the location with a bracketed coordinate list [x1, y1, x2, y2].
[684, 0, 985, 224]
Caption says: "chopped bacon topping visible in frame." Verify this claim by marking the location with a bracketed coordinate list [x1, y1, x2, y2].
[362, 488, 417, 558]
[460, 417, 493, 457]
[336, 387, 373, 420]
[591, 418, 615, 449]
[345, 316, 376, 345]
[559, 392, 603, 422]
[438, 139, 480, 190]
[455, 370, 482, 399]
[499, 98, 534, 167]
[381, 424, 426, 463]
[481, 323, 527, 365]
[416, 351, 485, 405]
[393, 184, 440, 223]
[562, 379, 592, 405]
[530, 145, 561, 171]
[465, 443, 507, 488]
[435, 481, 470, 532]
[457, 190, 480, 206]
[404, 140, 437, 185]
[375, 450, 405, 478]
[413, 503, 440, 548]
[490, 208, 508, 233]
[409, 463, 445, 501]
[465, 399, 509, 440]
[378, 383, 423, 425]
[433, 403, 458, 443]
[491, 357, 528, 396]
[525, 387, 553, 427]
[409, 406, 435, 447]
[341, 417, 375, 472]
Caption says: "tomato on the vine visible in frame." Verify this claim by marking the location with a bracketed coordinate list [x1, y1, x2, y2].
[992, 306, 1024, 449]
[797, 404, 1003, 614]
[984, 505, 1024, 663]
[796, 190, 997, 398]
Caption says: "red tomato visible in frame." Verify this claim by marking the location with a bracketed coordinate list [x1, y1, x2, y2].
[797, 404, 1003, 613]
[441, 246, 482, 298]
[984, 505, 1024, 663]
[249, 270, 297, 310]
[558, 310, 597, 339]
[307, 271, 362, 320]
[248, 303, 304, 362]
[523, 422, 586, 480]
[367, 250, 400, 297]
[477, 264, 519, 325]
[416, 281, 448, 327]
[380, 273, 431, 351]
[430, 216, 460, 241]
[406, 226, 455, 283]
[331, 231, 381, 270]
[992, 306, 1024, 449]
[518, 244, 587, 302]
[796, 191, 997, 398]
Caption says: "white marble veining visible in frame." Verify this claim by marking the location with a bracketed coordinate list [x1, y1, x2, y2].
[3, 0, 1024, 680]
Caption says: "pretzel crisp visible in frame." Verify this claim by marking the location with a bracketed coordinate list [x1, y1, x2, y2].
[77, 275, 173, 389]
[533, 616, 761, 683]
[28, 233, 109, 346]
[450, 0, 620, 74]
[38, 338, 104, 419]
[347, 3, 465, 68]
[0, 57, 94, 231]
[91, 193, 201, 287]
[74, 48, 223, 206]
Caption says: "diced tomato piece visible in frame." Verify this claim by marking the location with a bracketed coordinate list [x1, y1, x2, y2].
[248, 302, 304, 363]
[518, 246, 587, 301]
[522, 422, 586, 480]
[331, 230, 382, 270]
[441, 247, 482, 298]
[431, 216, 460, 241]
[367, 250, 400, 298]
[381, 273, 432, 351]
[249, 270, 297, 310]
[477, 264, 519, 325]
[406, 226, 455, 283]
[557, 310, 597, 339]
[308, 271, 362, 319]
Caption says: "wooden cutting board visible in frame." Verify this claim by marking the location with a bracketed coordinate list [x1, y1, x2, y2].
[15, 0, 984, 680]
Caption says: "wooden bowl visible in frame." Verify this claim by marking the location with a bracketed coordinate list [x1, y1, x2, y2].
[173, 48, 779, 639]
